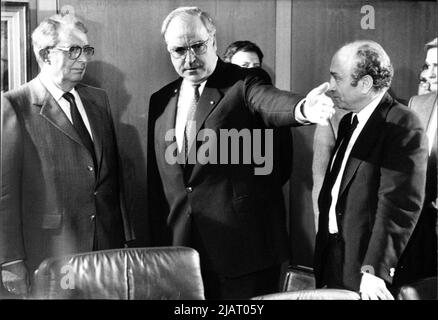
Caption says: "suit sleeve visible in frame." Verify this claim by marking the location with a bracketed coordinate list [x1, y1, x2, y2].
[244, 68, 304, 128]
[0, 94, 26, 265]
[362, 112, 428, 283]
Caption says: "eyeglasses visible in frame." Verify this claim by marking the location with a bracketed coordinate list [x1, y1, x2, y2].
[168, 37, 210, 59]
[51, 45, 95, 60]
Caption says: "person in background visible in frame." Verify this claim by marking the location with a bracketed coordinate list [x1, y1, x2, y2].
[147, 6, 335, 299]
[314, 40, 428, 299]
[417, 38, 437, 96]
[223, 40, 263, 68]
[0, 13, 132, 298]
[393, 37, 437, 287]
[223, 40, 293, 186]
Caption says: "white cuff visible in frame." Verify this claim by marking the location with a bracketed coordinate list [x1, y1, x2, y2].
[294, 98, 311, 124]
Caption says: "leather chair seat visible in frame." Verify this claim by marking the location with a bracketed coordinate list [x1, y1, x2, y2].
[33, 246, 205, 300]
[251, 288, 360, 300]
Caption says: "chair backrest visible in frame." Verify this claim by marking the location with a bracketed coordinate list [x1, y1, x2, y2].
[396, 277, 438, 300]
[33, 246, 205, 300]
[251, 289, 361, 300]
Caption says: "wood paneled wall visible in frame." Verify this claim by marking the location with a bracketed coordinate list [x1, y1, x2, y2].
[32, 0, 436, 267]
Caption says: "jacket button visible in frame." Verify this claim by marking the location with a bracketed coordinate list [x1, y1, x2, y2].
[186, 187, 193, 193]
[90, 214, 96, 221]
[87, 166, 94, 172]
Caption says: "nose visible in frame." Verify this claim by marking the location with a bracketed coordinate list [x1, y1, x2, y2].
[329, 78, 336, 91]
[424, 65, 437, 79]
[76, 50, 89, 63]
[184, 48, 196, 65]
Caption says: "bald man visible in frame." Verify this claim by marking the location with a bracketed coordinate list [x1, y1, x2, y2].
[314, 40, 428, 300]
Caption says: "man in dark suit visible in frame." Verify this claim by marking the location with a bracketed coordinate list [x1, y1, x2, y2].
[393, 38, 437, 284]
[314, 40, 428, 299]
[0, 13, 131, 297]
[147, 6, 335, 299]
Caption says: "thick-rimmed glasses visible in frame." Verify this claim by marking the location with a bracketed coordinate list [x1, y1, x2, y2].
[51, 45, 95, 60]
[168, 37, 210, 59]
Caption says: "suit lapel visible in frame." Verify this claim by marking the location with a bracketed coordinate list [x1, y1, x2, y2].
[338, 93, 393, 196]
[194, 86, 223, 135]
[32, 79, 83, 147]
[76, 86, 103, 170]
[425, 94, 437, 131]
[155, 81, 185, 172]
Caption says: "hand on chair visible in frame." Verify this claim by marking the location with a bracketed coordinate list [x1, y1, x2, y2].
[1, 261, 30, 297]
[359, 272, 394, 300]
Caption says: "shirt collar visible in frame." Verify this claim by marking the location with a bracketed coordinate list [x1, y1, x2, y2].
[355, 91, 386, 125]
[181, 78, 207, 95]
[38, 72, 78, 101]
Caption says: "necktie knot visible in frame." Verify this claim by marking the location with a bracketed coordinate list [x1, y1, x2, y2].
[63, 92, 75, 104]
[348, 113, 359, 132]
[192, 84, 200, 103]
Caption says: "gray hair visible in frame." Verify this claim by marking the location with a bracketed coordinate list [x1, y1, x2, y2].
[31, 13, 87, 65]
[161, 7, 216, 40]
[348, 40, 394, 92]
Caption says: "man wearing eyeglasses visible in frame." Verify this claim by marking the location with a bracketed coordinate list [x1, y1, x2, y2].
[1, 13, 131, 298]
[147, 7, 335, 299]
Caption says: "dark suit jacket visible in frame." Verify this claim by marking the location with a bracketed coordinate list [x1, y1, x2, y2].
[147, 59, 302, 277]
[0, 77, 131, 273]
[314, 93, 428, 291]
[393, 92, 437, 285]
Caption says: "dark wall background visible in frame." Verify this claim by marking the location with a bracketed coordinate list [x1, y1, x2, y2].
[43, 0, 437, 266]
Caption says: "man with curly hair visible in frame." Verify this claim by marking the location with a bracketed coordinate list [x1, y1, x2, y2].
[314, 40, 428, 299]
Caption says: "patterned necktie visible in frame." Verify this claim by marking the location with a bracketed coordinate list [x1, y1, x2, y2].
[63, 92, 96, 165]
[184, 84, 200, 161]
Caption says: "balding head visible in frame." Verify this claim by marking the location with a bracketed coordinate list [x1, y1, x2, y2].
[335, 40, 393, 92]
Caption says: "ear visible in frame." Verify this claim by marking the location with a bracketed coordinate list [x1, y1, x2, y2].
[39, 48, 50, 64]
[359, 75, 374, 93]
[211, 34, 217, 51]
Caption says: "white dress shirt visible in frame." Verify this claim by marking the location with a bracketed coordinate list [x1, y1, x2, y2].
[328, 91, 386, 234]
[175, 80, 207, 152]
[39, 72, 93, 140]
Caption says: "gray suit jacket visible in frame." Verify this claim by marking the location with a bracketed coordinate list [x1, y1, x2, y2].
[393, 92, 437, 285]
[1, 77, 131, 273]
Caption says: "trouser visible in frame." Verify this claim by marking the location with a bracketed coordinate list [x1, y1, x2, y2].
[322, 233, 345, 289]
[201, 264, 283, 300]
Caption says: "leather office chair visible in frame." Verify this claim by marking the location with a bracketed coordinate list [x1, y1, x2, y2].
[33, 246, 205, 300]
[396, 277, 438, 300]
[252, 288, 360, 300]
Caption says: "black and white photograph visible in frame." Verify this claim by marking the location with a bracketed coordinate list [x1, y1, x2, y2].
[0, 0, 436, 312]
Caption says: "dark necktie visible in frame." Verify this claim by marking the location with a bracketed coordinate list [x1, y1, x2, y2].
[319, 112, 359, 224]
[63, 92, 96, 165]
[326, 112, 359, 189]
[184, 84, 200, 162]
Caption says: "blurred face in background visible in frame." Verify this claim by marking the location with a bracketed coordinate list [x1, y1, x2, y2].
[230, 50, 261, 68]
[423, 47, 437, 93]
